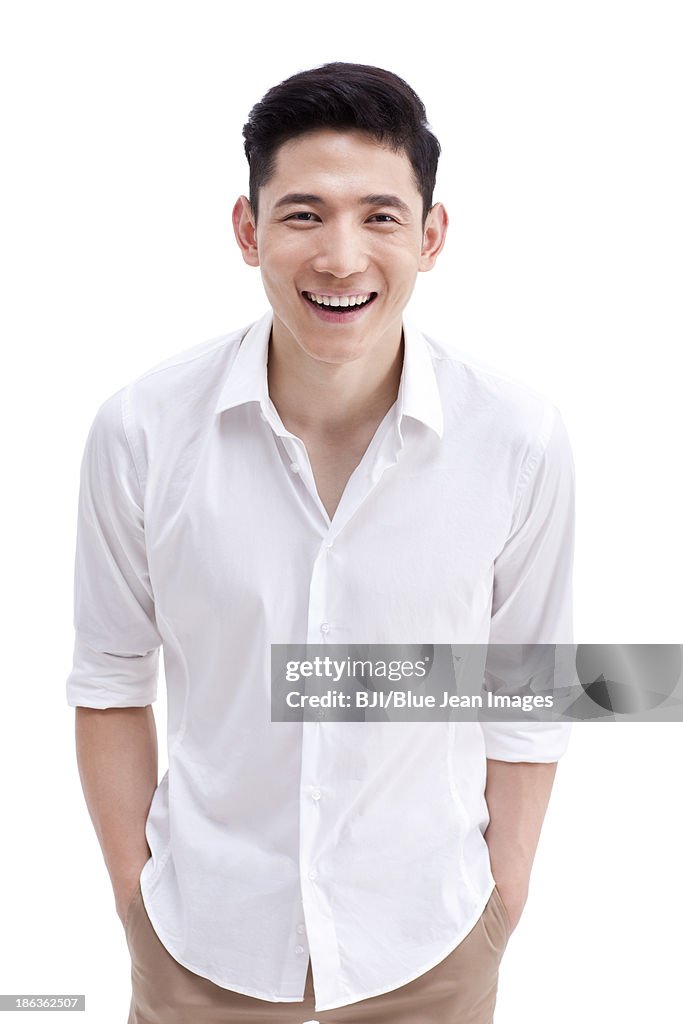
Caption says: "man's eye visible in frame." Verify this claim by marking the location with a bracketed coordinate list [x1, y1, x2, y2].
[285, 212, 318, 221]
[368, 214, 398, 224]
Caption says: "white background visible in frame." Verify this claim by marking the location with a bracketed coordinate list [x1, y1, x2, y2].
[1, 1, 681, 1021]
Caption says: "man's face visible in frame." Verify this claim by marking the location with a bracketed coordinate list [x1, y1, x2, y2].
[233, 129, 447, 366]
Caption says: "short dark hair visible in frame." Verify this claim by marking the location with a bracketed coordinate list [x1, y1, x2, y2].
[242, 62, 441, 227]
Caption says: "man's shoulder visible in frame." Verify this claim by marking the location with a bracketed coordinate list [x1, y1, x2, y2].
[421, 327, 561, 449]
[83, 322, 257, 471]
[128, 322, 250, 402]
[94, 321, 254, 434]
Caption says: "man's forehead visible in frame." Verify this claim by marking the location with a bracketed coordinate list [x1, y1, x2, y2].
[263, 129, 420, 203]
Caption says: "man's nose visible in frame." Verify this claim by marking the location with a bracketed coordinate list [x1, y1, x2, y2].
[310, 223, 369, 279]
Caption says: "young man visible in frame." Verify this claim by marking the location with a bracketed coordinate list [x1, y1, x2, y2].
[67, 63, 574, 1023]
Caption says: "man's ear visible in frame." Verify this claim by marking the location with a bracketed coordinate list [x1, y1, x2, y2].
[232, 195, 260, 267]
[418, 202, 449, 272]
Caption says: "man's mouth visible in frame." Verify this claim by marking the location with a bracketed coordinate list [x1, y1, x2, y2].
[302, 291, 378, 315]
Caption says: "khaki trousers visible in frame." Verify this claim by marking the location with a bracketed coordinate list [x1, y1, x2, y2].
[125, 885, 510, 1023]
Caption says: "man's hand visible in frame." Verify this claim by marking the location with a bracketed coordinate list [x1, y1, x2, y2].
[115, 865, 147, 927]
[484, 759, 559, 935]
[492, 869, 529, 935]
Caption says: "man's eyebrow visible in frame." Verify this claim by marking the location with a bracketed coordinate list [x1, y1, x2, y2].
[360, 194, 412, 218]
[273, 193, 324, 209]
[272, 192, 412, 217]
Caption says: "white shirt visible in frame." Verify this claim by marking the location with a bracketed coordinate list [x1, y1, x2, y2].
[66, 309, 574, 1012]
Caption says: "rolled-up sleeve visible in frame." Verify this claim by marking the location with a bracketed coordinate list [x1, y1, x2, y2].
[481, 403, 575, 762]
[66, 389, 162, 708]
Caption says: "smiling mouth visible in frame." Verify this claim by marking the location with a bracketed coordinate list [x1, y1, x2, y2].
[302, 291, 378, 313]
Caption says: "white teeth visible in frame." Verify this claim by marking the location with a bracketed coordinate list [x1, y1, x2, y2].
[305, 292, 373, 308]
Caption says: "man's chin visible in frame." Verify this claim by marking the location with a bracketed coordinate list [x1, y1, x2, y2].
[296, 340, 368, 367]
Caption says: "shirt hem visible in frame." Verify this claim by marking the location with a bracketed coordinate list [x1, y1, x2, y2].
[139, 885, 309, 1003]
[312, 881, 496, 1012]
[139, 880, 496, 1010]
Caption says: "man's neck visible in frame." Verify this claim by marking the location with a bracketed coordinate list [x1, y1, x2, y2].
[267, 320, 404, 441]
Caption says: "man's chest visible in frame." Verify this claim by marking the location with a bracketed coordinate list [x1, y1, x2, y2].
[298, 431, 377, 520]
[145, 422, 512, 644]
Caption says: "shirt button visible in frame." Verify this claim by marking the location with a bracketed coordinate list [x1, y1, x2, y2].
[308, 868, 317, 880]
[296, 923, 306, 934]
[295, 945, 305, 955]
[324, 539, 333, 549]
[290, 462, 300, 473]
[320, 622, 330, 634]
[312, 789, 321, 801]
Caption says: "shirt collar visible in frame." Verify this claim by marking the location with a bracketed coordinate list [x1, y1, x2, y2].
[398, 315, 444, 439]
[213, 309, 273, 415]
[214, 308, 444, 440]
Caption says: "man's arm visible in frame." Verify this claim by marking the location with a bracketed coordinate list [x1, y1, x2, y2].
[66, 393, 164, 921]
[483, 759, 558, 933]
[75, 705, 158, 924]
[481, 406, 575, 932]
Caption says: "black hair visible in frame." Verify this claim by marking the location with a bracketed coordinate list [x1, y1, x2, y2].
[242, 62, 441, 227]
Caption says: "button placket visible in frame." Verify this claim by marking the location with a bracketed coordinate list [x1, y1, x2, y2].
[306, 539, 330, 645]
[278, 433, 329, 520]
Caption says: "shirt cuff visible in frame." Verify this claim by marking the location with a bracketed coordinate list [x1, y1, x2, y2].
[66, 634, 160, 708]
[481, 721, 572, 762]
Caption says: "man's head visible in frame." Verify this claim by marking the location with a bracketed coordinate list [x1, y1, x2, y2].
[242, 62, 441, 229]
[233, 63, 448, 368]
